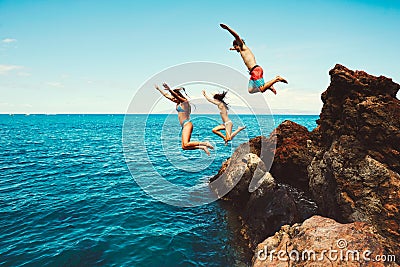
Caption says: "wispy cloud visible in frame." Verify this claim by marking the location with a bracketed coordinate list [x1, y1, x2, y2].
[0, 102, 15, 107]
[46, 82, 64, 88]
[2, 38, 17, 43]
[266, 87, 323, 114]
[17, 72, 31, 77]
[0, 64, 23, 75]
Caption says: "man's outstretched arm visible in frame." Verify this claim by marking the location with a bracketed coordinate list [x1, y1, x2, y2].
[220, 23, 244, 46]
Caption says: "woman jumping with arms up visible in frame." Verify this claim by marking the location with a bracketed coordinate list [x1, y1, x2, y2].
[155, 83, 214, 155]
[202, 90, 246, 145]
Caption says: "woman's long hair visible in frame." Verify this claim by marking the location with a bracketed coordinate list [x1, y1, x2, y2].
[171, 87, 195, 111]
[213, 91, 229, 110]
[172, 87, 188, 103]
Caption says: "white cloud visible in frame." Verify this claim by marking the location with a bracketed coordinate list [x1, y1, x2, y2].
[17, 72, 32, 77]
[2, 38, 17, 43]
[46, 82, 64, 88]
[266, 87, 323, 114]
[0, 64, 23, 75]
[0, 102, 15, 107]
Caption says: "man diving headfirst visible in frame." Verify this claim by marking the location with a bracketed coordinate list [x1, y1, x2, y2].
[220, 23, 288, 94]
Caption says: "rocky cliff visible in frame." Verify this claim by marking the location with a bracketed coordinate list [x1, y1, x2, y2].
[210, 122, 318, 251]
[210, 64, 400, 266]
[309, 64, 400, 253]
[253, 216, 397, 267]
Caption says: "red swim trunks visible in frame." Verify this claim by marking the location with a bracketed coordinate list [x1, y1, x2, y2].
[248, 65, 265, 93]
[250, 65, 264, 80]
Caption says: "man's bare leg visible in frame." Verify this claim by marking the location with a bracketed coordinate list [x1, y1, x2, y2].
[259, 76, 288, 94]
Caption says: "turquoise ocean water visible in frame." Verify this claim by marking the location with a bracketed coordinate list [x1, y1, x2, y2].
[0, 114, 317, 266]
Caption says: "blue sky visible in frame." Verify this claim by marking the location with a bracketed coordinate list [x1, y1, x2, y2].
[1, 0, 399, 114]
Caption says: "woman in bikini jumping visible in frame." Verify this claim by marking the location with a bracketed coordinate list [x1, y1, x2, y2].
[202, 89, 246, 145]
[155, 83, 214, 155]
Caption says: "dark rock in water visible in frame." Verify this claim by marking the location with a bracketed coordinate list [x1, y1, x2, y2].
[242, 183, 317, 250]
[253, 215, 398, 267]
[309, 64, 400, 255]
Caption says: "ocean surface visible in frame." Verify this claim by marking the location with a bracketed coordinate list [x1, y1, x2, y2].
[0, 114, 318, 267]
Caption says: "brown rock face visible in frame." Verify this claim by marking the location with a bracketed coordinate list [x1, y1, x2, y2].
[211, 64, 400, 265]
[269, 120, 313, 193]
[309, 64, 400, 255]
[316, 64, 400, 172]
[210, 123, 317, 251]
[210, 120, 314, 202]
[253, 216, 398, 267]
[209, 136, 272, 204]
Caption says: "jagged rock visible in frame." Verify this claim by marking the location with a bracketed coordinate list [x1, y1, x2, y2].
[252, 215, 398, 267]
[309, 64, 400, 255]
[315, 64, 400, 173]
[211, 120, 314, 200]
[212, 64, 400, 264]
[242, 183, 317, 250]
[211, 136, 269, 183]
[268, 120, 313, 193]
[209, 136, 271, 203]
[210, 124, 317, 251]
